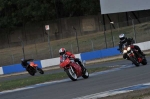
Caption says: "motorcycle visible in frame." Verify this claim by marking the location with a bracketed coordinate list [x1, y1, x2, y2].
[27, 62, 44, 76]
[122, 43, 147, 67]
[60, 58, 89, 81]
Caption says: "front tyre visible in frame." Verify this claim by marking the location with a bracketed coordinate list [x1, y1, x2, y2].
[65, 68, 77, 81]
[28, 67, 35, 76]
[129, 57, 139, 67]
[28, 71, 35, 76]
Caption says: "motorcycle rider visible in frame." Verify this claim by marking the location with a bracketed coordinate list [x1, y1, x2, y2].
[21, 58, 34, 70]
[118, 33, 145, 60]
[59, 48, 86, 73]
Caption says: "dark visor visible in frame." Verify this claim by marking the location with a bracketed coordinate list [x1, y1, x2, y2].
[120, 37, 125, 40]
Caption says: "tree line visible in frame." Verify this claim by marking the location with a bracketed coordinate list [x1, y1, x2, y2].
[0, 0, 100, 31]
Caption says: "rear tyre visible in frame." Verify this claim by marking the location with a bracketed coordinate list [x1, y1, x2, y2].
[66, 68, 77, 81]
[37, 68, 44, 74]
[130, 57, 140, 67]
[141, 57, 147, 65]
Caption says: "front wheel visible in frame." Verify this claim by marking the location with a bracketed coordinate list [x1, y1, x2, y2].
[129, 56, 140, 67]
[65, 67, 77, 81]
[28, 67, 35, 76]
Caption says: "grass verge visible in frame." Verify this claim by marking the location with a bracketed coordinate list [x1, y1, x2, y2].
[0, 66, 116, 91]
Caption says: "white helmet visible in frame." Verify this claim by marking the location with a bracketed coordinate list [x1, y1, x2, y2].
[59, 48, 66, 55]
[119, 34, 126, 42]
[21, 58, 24, 61]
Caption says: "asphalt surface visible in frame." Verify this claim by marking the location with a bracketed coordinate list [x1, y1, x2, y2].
[0, 56, 150, 99]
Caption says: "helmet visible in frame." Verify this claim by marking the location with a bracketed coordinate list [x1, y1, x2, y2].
[119, 34, 126, 42]
[21, 58, 24, 61]
[59, 48, 66, 55]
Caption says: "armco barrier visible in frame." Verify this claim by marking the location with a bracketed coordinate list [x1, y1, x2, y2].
[2, 61, 42, 74]
[135, 41, 150, 51]
[2, 64, 26, 74]
[41, 54, 81, 68]
[41, 57, 60, 68]
[80, 46, 120, 61]
[0, 41, 150, 75]
[1, 54, 81, 75]
[0, 67, 3, 75]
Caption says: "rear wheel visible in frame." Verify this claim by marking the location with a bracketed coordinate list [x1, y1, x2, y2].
[129, 57, 140, 67]
[141, 57, 147, 65]
[37, 68, 44, 74]
[65, 67, 77, 81]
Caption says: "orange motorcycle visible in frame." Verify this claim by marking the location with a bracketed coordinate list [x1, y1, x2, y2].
[27, 62, 44, 76]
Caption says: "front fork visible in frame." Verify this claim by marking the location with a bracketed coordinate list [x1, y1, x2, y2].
[70, 66, 75, 74]
[64, 66, 75, 74]
[128, 51, 137, 60]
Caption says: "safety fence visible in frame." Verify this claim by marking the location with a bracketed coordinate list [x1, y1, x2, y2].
[0, 17, 150, 66]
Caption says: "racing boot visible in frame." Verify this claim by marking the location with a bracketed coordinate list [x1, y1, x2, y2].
[140, 52, 146, 56]
[75, 58, 86, 74]
[138, 51, 145, 57]
[79, 63, 86, 74]
[138, 49, 145, 56]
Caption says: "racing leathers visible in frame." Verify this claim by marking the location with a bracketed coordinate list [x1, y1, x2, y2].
[21, 59, 33, 70]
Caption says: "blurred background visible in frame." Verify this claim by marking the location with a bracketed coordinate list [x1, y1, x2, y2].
[0, 0, 150, 66]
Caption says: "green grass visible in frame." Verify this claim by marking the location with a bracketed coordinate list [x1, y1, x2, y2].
[0, 66, 115, 91]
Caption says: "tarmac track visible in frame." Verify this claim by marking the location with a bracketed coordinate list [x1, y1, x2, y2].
[0, 56, 150, 99]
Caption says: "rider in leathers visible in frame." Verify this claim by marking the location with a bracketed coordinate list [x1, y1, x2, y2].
[59, 48, 85, 73]
[118, 34, 145, 60]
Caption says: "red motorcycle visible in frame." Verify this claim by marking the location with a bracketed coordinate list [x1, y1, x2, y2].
[122, 44, 147, 67]
[60, 58, 89, 81]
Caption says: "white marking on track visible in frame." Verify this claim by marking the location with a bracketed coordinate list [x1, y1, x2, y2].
[74, 82, 150, 99]
[73, 90, 132, 99]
